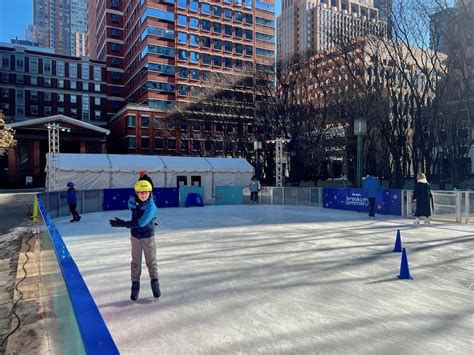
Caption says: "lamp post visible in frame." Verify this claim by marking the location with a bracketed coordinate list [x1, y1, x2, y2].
[354, 117, 367, 188]
[253, 139, 262, 177]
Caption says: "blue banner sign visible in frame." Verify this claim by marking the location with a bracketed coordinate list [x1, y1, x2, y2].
[323, 188, 401, 215]
[104, 188, 179, 210]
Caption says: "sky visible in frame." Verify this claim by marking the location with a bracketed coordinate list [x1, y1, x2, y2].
[0, 0, 282, 43]
[0, 0, 33, 43]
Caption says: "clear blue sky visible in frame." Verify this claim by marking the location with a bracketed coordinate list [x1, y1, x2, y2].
[0, 0, 281, 43]
[0, 0, 33, 42]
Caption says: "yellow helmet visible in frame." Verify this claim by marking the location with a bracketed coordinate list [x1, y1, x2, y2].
[134, 180, 152, 192]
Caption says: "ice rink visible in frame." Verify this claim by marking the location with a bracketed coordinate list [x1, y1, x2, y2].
[55, 205, 474, 354]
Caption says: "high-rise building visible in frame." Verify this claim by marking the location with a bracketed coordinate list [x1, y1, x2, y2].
[88, 0, 276, 155]
[33, 0, 87, 56]
[277, 0, 387, 61]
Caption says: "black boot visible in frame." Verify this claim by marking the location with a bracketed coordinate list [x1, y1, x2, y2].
[130, 281, 140, 301]
[151, 279, 161, 298]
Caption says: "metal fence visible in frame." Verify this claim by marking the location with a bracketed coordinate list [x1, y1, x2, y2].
[401, 190, 473, 223]
[243, 186, 324, 206]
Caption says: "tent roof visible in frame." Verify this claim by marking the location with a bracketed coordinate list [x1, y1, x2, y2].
[160, 156, 212, 172]
[205, 157, 254, 172]
[7, 115, 110, 135]
[107, 154, 166, 172]
[56, 153, 111, 172]
[52, 153, 253, 173]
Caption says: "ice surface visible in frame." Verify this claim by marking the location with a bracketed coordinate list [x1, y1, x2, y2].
[55, 205, 474, 354]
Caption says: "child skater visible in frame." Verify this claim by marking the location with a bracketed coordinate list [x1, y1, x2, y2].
[66, 182, 81, 222]
[109, 180, 160, 301]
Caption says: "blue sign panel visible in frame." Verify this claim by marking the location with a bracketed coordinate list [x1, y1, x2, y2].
[104, 188, 179, 210]
[323, 188, 401, 215]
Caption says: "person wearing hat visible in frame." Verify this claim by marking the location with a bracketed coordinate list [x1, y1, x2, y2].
[66, 182, 81, 222]
[139, 170, 154, 189]
[109, 180, 160, 301]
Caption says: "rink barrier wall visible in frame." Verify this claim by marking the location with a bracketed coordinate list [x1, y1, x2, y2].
[39, 187, 473, 223]
[37, 195, 120, 354]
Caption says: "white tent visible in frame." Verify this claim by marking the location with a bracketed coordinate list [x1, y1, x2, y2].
[47, 153, 254, 203]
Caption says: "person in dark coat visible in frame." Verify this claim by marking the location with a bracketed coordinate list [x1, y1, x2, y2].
[362, 173, 380, 217]
[413, 173, 434, 224]
[66, 182, 81, 222]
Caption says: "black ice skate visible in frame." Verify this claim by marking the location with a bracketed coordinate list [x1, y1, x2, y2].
[131, 281, 140, 301]
[151, 279, 161, 298]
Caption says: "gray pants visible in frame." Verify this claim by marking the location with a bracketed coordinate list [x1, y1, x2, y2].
[131, 236, 159, 282]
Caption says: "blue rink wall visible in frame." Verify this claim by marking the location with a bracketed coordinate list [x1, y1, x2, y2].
[323, 188, 402, 215]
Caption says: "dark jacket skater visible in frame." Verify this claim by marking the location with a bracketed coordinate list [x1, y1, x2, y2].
[413, 173, 433, 222]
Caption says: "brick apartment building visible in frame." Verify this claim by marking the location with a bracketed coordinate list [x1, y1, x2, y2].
[87, 0, 276, 155]
[0, 42, 109, 187]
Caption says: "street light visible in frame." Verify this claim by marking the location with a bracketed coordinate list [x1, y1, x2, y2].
[354, 117, 367, 188]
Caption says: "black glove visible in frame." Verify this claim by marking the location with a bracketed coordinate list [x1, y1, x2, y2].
[109, 217, 126, 227]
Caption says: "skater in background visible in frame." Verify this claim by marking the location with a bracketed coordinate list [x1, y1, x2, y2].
[248, 176, 261, 204]
[139, 170, 154, 189]
[413, 173, 434, 224]
[66, 182, 81, 222]
[362, 173, 380, 217]
[109, 180, 161, 301]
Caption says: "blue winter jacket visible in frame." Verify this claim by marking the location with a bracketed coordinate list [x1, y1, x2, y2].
[363, 175, 380, 198]
[125, 196, 158, 238]
[67, 188, 77, 205]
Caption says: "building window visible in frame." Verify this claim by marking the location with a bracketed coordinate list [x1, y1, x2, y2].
[142, 137, 150, 149]
[43, 59, 52, 75]
[82, 94, 89, 121]
[57, 61, 65, 76]
[70, 63, 78, 78]
[128, 137, 136, 149]
[178, 32, 187, 44]
[94, 97, 101, 105]
[1, 88, 8, 98]
[178, 67, 188, 79]
[178, 85, 188, 96]
[126, 115, 136, 127]
[57, 107, 65, 114]
[44, 92, 51, 101]
[58, 93, 64, 102]
[81, 62, 89, 79]
[58, 79, 64, 88]
[16, 74, 24, 84]
[44, 106, 51, 115]
[155, 138, 163, 149]
[93, 66, 102, 81]
[30, 91, 38, 100]
[202, 3, 210, 15]
[1, 54, 10, 69]
[70, 80, 77, 89]
[70, 108, 77, 117]
[83, 82, 88, 91]
[94, 83, 101, 92]
[141, 116, 150, 127]
[94, 110, 101, 119]
[30, 105, 38, 115]
[71, 95, 77, 104]
[16, 53, 24, 71]
[177, 15, 187, 27]
[44, 77, 51, 87]
[30, 76, 37, 85]
[189, 17, 199, 29]
[29, 57, 38, 74]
